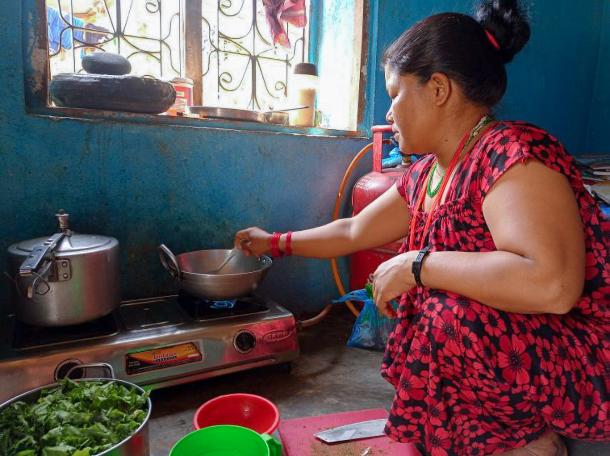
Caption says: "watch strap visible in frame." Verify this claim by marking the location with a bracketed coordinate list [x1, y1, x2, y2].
[412, 245, 431, 287]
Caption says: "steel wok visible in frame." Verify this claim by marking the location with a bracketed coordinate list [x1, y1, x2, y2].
[158, 244, 272, 300]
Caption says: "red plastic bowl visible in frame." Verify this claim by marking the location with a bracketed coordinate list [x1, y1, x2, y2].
[193, 393, 280, 435]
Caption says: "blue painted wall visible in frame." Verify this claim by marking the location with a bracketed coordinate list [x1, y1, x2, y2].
[0, 0, 608, 317]
[586, 1, 610, 153]
[372, 0, 609, 155]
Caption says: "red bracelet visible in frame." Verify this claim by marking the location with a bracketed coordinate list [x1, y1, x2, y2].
[270, 232, 283, 258]
[285, 231, 293, 256]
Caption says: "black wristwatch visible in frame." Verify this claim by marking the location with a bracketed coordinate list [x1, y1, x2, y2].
[412, 245, 431, 288]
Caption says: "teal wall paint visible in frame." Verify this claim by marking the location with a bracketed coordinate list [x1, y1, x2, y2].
[586, 1, 610, 153]
[0, 1, 368, 316]
[373, 0, 608, 155]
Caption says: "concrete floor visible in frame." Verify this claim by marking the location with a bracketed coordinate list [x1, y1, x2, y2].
[149, 306, 609, 456]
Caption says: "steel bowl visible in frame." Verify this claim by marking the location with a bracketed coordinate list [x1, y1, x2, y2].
[159, 245, 272, 300]
[0, 369, 151, 456]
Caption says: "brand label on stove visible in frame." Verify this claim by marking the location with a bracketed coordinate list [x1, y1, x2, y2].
[126, 342, 203, 375]
[262, 329, 294, 343]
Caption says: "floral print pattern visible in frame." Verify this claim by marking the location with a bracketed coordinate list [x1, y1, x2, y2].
[383, 121, 609, 455]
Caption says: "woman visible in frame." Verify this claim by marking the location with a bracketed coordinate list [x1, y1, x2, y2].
[235, 0, 609, 454]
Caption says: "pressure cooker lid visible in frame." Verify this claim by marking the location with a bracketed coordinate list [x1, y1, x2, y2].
[8, 211, 118, 256]
[10, 233, 117, 255]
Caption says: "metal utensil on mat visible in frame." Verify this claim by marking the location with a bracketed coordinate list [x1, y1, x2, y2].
[314, 419, 387, 443]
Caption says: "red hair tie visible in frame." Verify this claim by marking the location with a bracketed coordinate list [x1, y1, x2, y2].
[485, 29, 500, 50]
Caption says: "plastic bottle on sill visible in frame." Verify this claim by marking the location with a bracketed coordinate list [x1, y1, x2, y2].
[288, 63, 318, 127]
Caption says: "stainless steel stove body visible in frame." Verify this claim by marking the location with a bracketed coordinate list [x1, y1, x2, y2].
[0, 294, 299, 403]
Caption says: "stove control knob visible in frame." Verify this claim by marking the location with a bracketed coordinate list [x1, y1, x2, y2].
[234, 330, 256, 354]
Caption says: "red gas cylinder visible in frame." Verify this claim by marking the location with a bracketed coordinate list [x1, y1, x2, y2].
[349, 125, 409, 290]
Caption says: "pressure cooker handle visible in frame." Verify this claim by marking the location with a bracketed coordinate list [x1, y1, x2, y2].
[19, 232, 65, 277]
[158, 244, 181, 279]
[26, 260, 53, 298]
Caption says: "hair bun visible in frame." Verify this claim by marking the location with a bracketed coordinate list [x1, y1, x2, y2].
[475, 0, 530, 63]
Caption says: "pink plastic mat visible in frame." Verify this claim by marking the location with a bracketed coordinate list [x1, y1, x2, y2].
[278, 408, 421, 456]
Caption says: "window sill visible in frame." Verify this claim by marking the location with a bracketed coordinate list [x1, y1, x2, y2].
[28, 106, 369, 140]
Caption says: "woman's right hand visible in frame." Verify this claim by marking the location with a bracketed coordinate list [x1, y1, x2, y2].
[234, 227, 271, 256]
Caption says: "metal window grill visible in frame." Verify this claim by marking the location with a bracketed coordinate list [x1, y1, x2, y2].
[201, 0, 308, 110]
[46, 0, 308, 111]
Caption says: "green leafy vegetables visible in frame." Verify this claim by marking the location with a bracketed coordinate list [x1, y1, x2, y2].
[0, 379, 148, 456]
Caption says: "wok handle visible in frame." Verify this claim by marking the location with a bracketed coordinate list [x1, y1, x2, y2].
[158, 244, 181, 279]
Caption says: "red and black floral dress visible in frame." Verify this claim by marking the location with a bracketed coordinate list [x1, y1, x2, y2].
[383, 121, 609, 455]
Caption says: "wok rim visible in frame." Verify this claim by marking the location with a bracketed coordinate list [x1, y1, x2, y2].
[177, 252, 272, 278]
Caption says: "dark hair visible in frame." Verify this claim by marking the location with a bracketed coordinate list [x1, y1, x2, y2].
[383, 0, 530, 107]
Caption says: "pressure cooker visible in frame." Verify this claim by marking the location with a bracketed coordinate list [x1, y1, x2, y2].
[7, 211, 120, 326]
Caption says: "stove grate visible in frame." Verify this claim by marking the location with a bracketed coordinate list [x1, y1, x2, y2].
[13, 313, 118, 350]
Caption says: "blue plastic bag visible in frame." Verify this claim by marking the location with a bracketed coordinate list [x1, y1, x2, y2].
[382, 146, 403, 168]
[333, 289, 397, 351]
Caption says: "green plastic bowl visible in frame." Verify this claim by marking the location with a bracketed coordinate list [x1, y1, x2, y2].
[169, 425, 282, 456]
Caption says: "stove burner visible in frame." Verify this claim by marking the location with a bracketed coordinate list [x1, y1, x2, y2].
[13, 313, 118, 350]
[210, 300, 237, 309]
[178, 292, 269, 321]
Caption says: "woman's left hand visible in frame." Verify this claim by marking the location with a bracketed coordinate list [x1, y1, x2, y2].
[371, 251, 418, 318]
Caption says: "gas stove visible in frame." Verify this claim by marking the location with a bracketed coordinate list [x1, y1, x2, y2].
[0, 294, 299, 403]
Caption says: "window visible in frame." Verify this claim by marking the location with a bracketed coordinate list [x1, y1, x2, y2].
[41, 0, 365, 131]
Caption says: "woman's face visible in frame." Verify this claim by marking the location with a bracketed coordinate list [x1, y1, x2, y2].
[384, 66, 436, 154]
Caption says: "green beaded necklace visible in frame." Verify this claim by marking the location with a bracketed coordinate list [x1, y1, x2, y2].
[426, 115, 493, 198]
[426, 163, 443, 197]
